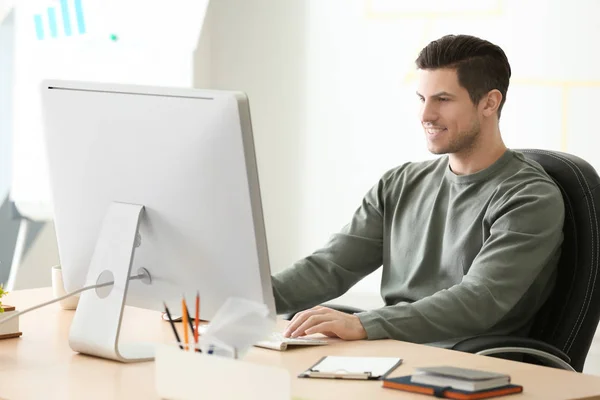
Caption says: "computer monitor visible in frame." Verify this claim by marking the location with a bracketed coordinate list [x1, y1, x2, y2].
[40, 80, 276, 362]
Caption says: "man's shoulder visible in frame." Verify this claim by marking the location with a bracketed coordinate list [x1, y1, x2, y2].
[502, 150, 560, 191]
[493, 150, 564, 209]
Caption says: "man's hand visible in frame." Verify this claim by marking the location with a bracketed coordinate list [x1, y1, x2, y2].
[283, 306, 368, 340]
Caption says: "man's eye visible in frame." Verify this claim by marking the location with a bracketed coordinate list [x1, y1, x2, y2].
[418, 97, 425, 102]
[438, 97, 449, 102]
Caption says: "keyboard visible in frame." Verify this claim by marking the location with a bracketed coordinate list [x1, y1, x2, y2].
[196, 324, 328, 351]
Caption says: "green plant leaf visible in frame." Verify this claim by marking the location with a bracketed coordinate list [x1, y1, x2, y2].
[0, 284, 8, 312]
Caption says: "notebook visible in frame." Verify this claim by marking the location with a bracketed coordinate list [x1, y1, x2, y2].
[412, 366, 511, 391]
[299, 356, 403, 380]
[383, 376, 523, 400]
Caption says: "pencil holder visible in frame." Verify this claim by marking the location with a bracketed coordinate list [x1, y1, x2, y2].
[155, 344, 290, 400]
[0, 306, 23, 339]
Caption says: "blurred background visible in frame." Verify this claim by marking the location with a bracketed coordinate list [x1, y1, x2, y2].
[1, 0, 599, 371]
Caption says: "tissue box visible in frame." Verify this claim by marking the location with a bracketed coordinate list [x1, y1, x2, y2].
[155, 345, 290, 400]
[0, 306, 23, 339]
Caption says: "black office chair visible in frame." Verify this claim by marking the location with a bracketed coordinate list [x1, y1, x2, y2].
[452, 149, 600, 372]
[285, 149, 600, 372]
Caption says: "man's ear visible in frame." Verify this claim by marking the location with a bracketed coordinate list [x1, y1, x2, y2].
[481, 89, 503, 117]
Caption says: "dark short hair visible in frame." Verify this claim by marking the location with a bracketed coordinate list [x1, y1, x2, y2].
[415, 34, 511, 118]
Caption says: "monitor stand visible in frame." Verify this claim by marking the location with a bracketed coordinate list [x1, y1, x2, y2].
[69, 202, 154, 362]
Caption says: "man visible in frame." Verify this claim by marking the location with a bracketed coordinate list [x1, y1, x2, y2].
[271, 34, 565, 346]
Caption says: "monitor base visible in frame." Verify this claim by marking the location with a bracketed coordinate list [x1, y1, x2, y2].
[68, 201, 154, 363]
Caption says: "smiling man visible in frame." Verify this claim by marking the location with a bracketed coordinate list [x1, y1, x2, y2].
[271, 34, 565, 346]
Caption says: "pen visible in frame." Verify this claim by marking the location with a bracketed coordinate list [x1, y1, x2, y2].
[182, 297, 189, 351]
[163, 302, 183, 350]
[184, 299, 195, 339]
[194, 291, 200, 345]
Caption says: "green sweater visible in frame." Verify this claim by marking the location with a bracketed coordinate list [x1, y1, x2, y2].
[271, 150, 564, 344]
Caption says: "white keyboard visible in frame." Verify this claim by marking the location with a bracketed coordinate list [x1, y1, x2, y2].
[255, 332, 329, 351]
[196, 325, 328, 351]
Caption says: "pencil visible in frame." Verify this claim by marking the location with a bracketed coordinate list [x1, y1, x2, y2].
[184, 299, 195, 346]
[194, 291, 200, 344]
[163, 302, 183, 350]
[182, 297, 189, 351]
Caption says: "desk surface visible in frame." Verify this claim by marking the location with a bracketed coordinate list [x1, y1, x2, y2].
[1, 288, 600, 400]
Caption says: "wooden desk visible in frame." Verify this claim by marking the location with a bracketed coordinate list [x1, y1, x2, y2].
[1, 288, 600, 399]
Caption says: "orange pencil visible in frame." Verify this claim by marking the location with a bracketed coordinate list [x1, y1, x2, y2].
[194, 291, 200, 344]
[182, 297, 189, 351]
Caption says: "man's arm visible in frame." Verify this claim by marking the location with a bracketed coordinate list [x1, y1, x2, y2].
[272, 177, 387, 315]
[287, 179, 564, 343]
[355, 180, 564, 342]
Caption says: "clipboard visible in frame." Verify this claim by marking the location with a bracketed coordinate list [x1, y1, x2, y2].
[298, 356, 403, 380]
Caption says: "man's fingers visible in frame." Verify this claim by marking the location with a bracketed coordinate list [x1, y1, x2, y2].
[284, 308, 330, 337]
[291, 314, 331, 338]
[285, 311, 315, 336]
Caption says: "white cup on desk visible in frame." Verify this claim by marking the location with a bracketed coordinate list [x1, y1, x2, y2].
[51, 265, 80, 310]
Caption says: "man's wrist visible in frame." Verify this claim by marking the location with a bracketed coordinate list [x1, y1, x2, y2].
[352, 314, 368, 339]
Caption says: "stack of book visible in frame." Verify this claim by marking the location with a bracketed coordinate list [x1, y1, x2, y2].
[382, 366, 523, 399]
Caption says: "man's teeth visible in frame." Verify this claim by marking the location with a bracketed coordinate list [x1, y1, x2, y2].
[427, 128, 445, 134]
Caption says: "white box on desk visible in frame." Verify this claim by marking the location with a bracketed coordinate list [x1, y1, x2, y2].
[155, 344, 291, 400]
[0, 307, 22, 339]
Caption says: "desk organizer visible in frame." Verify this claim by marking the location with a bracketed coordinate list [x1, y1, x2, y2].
[0, 306, 22, 340]
[155, 344, 290, 400]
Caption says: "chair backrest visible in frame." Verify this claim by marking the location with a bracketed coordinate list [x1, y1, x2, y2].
[519, 149, 600, 372]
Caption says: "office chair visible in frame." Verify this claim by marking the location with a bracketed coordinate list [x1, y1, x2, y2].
[285, 149, 600, 372]
[452, 149, 600, 372]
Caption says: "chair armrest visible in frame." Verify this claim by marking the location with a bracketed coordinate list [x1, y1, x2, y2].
[281, 304, 365, 321]
[451, 335, 574, 371]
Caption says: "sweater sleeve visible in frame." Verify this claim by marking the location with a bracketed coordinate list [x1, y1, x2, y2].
[271, 177, 387, 315]
[356, 179, 565, 342]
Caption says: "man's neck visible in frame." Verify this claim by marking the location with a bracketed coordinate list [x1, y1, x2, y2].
[448, 138, 507, 176]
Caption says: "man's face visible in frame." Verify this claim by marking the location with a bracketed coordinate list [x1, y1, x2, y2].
[416, 68, 481, 155]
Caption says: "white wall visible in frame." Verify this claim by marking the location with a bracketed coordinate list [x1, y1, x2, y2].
[196, 0, 310, 275]
[11, 222, 59, 289]
[0, 0, 14, 24]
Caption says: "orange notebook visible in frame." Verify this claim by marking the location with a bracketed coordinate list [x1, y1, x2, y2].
[382, 376, 523, 400]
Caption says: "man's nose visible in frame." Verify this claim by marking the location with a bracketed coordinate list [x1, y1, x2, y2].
[420, 101, 438, 125]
